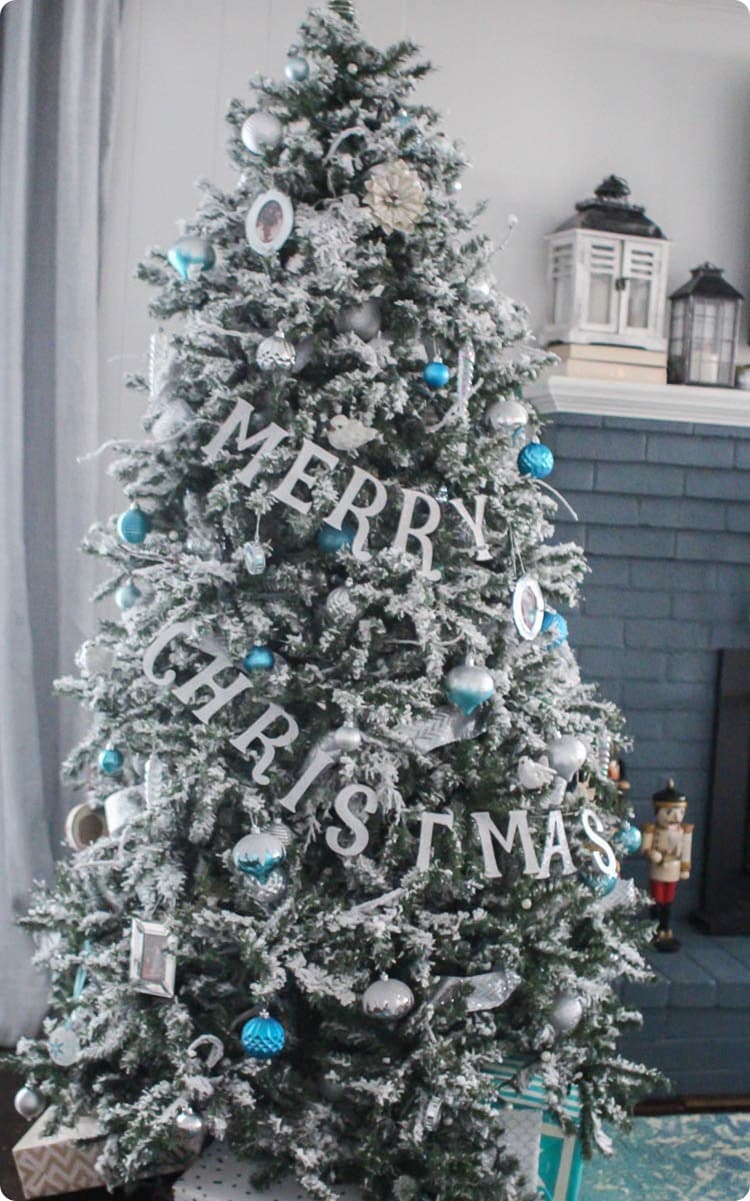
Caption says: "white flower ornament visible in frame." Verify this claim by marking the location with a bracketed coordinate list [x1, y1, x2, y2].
[364, 159, 426, 235]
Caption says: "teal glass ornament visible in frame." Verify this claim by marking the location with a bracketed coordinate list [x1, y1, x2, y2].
[518, 442, 554, 479]
[445, 660, 495, 716]
[541, 610, 568, 648]
[243, 645, 275, 671]
[232, 832, 286, 882]
[99, 746, 123, 776]
[422, 360, 450, 389]
[612, 822, 642, 856]
[316, 522, 355, 553]
[167, 234, 216, 282]
[117, 505, 151, 545]
[285, 53, 309, 82]
[578, 869, 618, 898]
[115, 581, 142, 611]
[241, 1012, 285, 1059]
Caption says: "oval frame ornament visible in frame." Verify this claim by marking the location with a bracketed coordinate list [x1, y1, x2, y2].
[512, 574, 544, 640]
[245, 189, 294, 257]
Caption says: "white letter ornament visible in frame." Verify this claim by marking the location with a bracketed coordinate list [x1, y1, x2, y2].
[325, 784, 378, 857]
[581, 807, 619, 877]
[270, 438, 338, 515]
[142, 621, 193, 686]
[449, 496, 492, 562]
[229, 703, 300, 784]
[472, 810, 540, 879]
[203, 398, 290, 487]
[537, 809, 576, 879]
[392, 489, 442, 581]
[416, 811, 454, 871]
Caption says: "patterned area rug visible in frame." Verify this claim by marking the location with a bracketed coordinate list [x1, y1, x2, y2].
[581, 1113, 750, 1201]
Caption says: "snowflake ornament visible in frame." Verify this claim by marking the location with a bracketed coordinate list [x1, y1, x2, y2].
[364, 159, 426, 235]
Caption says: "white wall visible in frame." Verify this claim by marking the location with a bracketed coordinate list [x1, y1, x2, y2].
[99, 0, 750, 459]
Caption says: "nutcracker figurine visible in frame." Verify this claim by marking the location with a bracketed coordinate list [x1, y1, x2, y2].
[641, 778, 694, 952]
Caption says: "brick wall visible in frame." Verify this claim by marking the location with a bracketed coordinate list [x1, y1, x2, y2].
[544, 413, 750, 916]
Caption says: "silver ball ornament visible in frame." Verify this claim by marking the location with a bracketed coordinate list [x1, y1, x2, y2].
[241, 111, 283, 155]
[256, 330, 296, 372]
[326, 585, 358, 623]
[332, 723, 362, 752]
[14, 1086, 45, 1121]
[362, 975, 415, 1020]
[334, 299, 381, 342]
[175, 1108, 206, 1138]
[285, 54, 310, 82]
[550, 993, 584, 1035]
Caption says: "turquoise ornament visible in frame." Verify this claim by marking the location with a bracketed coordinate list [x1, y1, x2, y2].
[422, 360, 450, 389]
[445, 660, 494, 716]
[115, 582, 141, 611]
[578, 869, 618, 898]
[317, 522, 355, 553]
[612, 822, 642, 856]
[243, 645, 275, 671]
[117, 505, 151, 545]
[167, 234, 216, 282]
[285, 53, 309, 82]
[541, 610, 568, 648]
[232, 832, 286, 882]
[518, 442, 554, 479]
[241, 1012, 285, 1059]
[99, 746, 123, 776]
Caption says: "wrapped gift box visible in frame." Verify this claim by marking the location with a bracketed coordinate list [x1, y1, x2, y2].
[487, 1058, 583, 1201]
[174, 1141, 362, 1201]
[12, 1109, 105, 1198]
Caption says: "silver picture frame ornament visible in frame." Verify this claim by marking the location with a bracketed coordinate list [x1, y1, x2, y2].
[512, 574, 544, 640]
[245, 189, 294, 257]
[129, 918, 176, 998]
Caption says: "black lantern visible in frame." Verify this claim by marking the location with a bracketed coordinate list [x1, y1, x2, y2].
[668, 263, 743, 386]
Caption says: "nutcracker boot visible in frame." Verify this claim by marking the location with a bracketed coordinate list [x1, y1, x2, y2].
[653, 901, 680, 952]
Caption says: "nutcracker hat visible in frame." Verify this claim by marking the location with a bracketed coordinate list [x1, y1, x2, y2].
[651, 778, 687, 807]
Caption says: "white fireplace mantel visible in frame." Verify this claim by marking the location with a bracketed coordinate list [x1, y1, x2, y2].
[526, 374, 750, 429]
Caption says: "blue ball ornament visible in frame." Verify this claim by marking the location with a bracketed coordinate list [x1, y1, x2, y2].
[316, 522, 356, 553]
[578, 869, 618, 898]
[518, 442, 554, 479]
[541, 610, 568, 648]
[422, 360, 451, 389]
[285, 54, 309, 82]
[167, 234, 216, 282]
[115, 582, 142, 611]
[612, 822, 642, 856]
[117, 505, 151, 545]
[98, 747, 123, 776]
[243, 645, 275, 671]
[241, 1013, 286, 1059]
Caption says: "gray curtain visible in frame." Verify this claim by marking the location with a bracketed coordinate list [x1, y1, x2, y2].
[0, 0, 121, 1045]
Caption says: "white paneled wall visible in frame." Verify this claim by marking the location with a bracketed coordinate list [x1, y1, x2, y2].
[98, 0, 750, 470]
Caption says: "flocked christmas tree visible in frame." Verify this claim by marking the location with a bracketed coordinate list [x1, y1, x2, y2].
[14, 4, 659, 1198]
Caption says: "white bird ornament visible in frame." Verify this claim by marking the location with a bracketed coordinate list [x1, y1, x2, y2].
[327, 414, 379, 451]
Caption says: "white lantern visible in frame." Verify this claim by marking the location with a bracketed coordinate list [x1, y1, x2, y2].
[543, 176, 669, 353]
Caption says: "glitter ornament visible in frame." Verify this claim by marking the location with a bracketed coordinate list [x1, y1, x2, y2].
[241, 1012, 286, 1058]
[241, 111, 283, 155]
[363, 159, 426, 235]
[327, 414, 378, 452]
[256, 330, 295, 372]
[117, 504, 151, 545]
[518, 442, 554, 479]
[48, 1020, 80, 1067]
[612, 821, 642, 855]
[550, 993, 584, 1035]
[243, 541, 267, 575]
[334, 298, 381, 342]
[579, 868, 618, 897]
[486, 398, 528, 431]
[233, 831, 286, 882]
[14, 1085, 45, 1121]
[325, 584, 358, 622]
[285, 53, 310, 82]
[98, 746, 123, 776]
[167, 235, 215, 282]
[243, 645, 275, 671]
[422, 359, 450, 389]
[362, 975, 415, 1020]
[115, 581, 142, 611]
[445, 659, 494, 716]
[317, 522, 355, 552]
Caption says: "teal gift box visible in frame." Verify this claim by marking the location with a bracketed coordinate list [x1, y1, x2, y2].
[487, 1057, 583, 1201]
